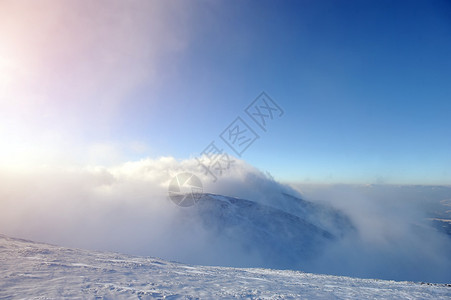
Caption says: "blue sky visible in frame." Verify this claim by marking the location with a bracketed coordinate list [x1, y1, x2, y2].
[1, 0, 451, 184]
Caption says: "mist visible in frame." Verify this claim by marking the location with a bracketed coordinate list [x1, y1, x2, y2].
[0, 157, 293, 266]
[294, 184, 451, 283]
[0, 157, 450, 283]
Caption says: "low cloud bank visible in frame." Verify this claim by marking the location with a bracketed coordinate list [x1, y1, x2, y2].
[0, 157, 450, 283]
[0, 157, 296, 265]
[295, 184, 451, 283]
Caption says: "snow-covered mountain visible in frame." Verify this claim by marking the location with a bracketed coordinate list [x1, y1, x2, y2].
[429, 198, 451, 237]
[1, 234, 450, 299]
[184, 193, 356, 270]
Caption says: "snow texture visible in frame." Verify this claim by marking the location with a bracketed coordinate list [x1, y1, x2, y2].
[1, 234, 450, 299]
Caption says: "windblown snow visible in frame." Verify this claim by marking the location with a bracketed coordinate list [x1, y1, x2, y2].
[0, 234, 450, 299]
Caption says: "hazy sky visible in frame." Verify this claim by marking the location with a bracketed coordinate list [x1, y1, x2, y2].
[1, 0, 450, 184]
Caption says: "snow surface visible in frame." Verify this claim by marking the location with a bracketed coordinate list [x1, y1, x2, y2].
[1, 234, 450, 299]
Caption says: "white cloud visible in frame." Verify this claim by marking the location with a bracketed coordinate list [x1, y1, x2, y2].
[0, 0, 192, 166]
[0, 157, 450, 283]
[292, 183, 451, 283]
[0, 156, 294, 259]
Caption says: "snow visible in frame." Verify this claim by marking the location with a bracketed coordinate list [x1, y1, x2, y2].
[1, 234, 450, 299]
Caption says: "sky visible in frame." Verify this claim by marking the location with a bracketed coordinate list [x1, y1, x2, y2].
[1, 1, 451, 283]
[1, 0, 451, 184]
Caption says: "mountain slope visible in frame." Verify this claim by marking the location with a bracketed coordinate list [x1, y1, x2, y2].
[183, 193, 356, 269]
[1, 234, 450, 299]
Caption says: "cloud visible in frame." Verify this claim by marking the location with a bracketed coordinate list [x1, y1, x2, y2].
[0, 157, 294, 263]
[0, 157, 450, 283]
[0, 0, 188, 108]
[292, 184, 451, 283]
[0, 0, 192, 166]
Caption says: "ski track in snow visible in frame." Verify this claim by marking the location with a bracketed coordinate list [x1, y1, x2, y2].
[0, 235, 450, 299]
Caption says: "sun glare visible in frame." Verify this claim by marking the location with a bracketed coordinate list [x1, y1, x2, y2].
[0, 56, 15, 96]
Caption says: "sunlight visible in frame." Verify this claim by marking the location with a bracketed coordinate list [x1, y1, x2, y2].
[0, 55, 15, 97]
[0, 123, 63, 170]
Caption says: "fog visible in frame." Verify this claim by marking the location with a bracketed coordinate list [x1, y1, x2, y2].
[294, 184, 451, 283]
[0, 157, 450, 283]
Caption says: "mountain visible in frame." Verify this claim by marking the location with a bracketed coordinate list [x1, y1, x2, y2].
[429, 198, 451, 237]
[182, 193, 356, 269]
[1, 234, 450, 299]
